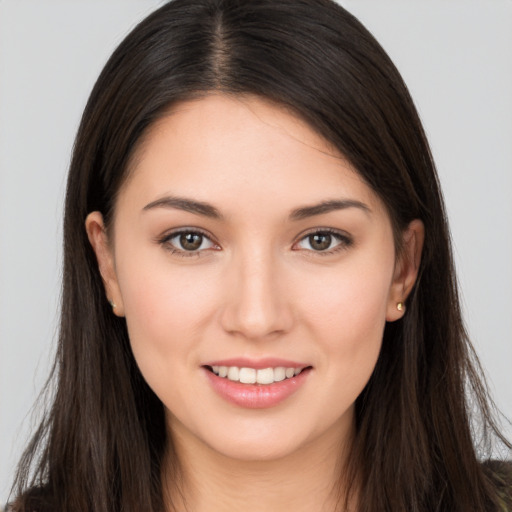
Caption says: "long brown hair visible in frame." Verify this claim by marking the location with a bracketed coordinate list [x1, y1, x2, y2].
[10, 1, 511, 510]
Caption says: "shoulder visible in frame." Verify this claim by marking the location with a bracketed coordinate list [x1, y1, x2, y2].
[482, 460, 512, 511]
[4, 486, 54, 512]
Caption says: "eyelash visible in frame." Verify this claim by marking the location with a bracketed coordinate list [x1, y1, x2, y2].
[157, 227, 353, 258]
[293, 228, 353, 256]
[158, 228, 219, 258]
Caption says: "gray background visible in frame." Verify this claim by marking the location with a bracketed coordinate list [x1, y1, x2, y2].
[1, 0, 511, 504]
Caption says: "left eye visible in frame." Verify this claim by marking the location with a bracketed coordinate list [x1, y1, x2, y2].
[295, 231, 347, 252]
[166, 231, 216, 252]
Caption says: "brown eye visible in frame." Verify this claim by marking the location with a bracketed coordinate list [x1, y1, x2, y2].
[295, 230, 351, 253]
[163, 230, 216, 254]
[180, 233, 203, 251]
[308, 233, 332, 251]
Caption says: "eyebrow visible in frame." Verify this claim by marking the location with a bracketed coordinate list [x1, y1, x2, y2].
[142, 196, 370, 221]
[142, 196, 223, 219]
[289, 199, 371, 220]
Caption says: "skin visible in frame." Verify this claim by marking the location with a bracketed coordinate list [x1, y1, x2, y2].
[86, 94, 424, 511]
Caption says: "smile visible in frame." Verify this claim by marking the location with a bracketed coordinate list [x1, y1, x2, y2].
[204, 363, 312, 409]
[209, 365, 304, 385]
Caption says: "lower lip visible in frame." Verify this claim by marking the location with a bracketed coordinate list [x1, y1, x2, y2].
[203, 367, 311, 409]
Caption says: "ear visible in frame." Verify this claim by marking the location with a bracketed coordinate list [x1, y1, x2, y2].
[386, 219, 424, 322]
[85, 211, 125, 317]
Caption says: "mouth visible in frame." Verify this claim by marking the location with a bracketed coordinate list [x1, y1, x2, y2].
[204, 365, 310, 385]
[202, 361, 312, 408]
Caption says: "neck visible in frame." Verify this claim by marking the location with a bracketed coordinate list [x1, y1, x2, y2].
[162, 417, 356, 512]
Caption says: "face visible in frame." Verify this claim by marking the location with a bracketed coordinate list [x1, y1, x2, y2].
[87, 95, 422, 463]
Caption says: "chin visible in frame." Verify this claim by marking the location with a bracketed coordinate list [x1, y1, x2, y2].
[206, 432, 309, 462]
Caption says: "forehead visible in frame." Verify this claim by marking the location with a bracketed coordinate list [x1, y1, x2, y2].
[118, 94, 386, 220]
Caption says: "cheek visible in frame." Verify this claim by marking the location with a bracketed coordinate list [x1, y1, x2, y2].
[320, 283, 387, 379]
[123, 268, 213, 330]
[301, 255, 394, 339]
[115, 260, 225, 418]
[114, 248, 220, 379]
[296, 250, 394, 391]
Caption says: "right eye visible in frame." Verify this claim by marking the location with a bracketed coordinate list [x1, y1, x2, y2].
[160, 230, 218, 257]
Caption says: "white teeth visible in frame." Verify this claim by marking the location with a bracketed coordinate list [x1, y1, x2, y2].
[210, 365, 305, 384]
[274, 367, 286, 382]
[256, 367, 274, 384]
[227, 366, 240, 381]
[239, 367, 256, 384]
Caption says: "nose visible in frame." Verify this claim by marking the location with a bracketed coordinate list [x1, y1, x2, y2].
[219, 248, 294, 340]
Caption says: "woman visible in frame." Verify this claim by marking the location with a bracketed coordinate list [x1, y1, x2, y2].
[9, 0, 511, 510]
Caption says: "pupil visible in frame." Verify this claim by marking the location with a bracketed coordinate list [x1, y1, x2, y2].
[310, 233, 331, 251]
[180, 233, 202, 250]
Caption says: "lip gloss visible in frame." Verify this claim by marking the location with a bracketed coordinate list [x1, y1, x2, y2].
[202, 361, 311, 409]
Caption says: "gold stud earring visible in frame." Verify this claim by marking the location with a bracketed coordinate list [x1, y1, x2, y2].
[397, 302, 404, 311]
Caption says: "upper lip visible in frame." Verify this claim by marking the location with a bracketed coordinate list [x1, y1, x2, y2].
[202, 357, 310, 369]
